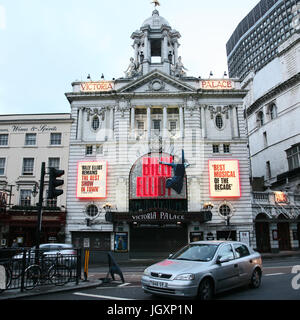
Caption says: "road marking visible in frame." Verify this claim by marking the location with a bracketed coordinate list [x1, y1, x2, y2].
[96, 285, 141, 290]
[118, 283, 130, 287]
[263, 266, 295, 269]
[264, 273, 284, 276]
[73, 292, 135, 300]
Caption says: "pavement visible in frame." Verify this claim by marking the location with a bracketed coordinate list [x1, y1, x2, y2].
[1, 250, 300, 300]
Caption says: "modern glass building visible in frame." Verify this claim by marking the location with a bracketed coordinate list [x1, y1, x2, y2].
[227, 0, 299, 80]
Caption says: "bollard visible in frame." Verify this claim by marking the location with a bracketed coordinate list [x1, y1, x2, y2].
[83, 249, 90, 282]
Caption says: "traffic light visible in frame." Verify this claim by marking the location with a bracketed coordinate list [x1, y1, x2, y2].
[48, 167, 64, 199]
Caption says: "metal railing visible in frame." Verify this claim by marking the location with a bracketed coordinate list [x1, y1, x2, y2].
[0, 248, 82, 293]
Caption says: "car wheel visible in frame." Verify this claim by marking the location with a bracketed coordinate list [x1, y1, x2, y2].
[250, 268, 261, 289]
[198, 278, 214, 300]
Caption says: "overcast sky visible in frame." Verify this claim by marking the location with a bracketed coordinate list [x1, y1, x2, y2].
[0, 0, 259, 114]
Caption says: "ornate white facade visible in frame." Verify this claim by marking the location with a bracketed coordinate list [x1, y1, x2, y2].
[65, 10, 253, 259]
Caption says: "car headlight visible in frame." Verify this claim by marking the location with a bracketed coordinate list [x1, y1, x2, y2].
[174, 273, 195, 281]
[143, 268, 151, 276]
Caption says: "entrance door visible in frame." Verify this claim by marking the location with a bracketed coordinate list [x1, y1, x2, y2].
[277, 221, 291, 251]
[129, 224, 188, 259]
[255, 222, 271, 253]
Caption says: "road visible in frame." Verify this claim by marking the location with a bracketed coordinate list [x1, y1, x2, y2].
[19, 257, 300, 301]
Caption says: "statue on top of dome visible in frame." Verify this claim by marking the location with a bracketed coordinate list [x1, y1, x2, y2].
[171, 56, 188, 77]
[124, 57, 142, 78]
[151, 0, 160, 7]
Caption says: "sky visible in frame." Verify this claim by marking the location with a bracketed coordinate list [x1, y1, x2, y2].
[0, 0, 259, 115]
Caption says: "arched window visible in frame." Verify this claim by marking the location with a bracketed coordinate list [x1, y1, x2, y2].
[215, 114, 223, 129]
[269, 103, 277, 120]
[257, 111, 264, 127]
[92, 116, 100, 131]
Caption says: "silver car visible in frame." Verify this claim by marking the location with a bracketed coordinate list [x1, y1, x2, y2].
[141, 241, 262, 300]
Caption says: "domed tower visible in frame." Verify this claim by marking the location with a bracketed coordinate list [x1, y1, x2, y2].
[126, 9, 183, 78]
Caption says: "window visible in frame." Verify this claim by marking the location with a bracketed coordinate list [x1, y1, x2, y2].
[46, 192, 57, 208]
[48, 157, 60, 170]
[215, 114, 223, 129]
[223, 144, 230, 153]
[50, 133, 62, 145]
[269, 103, 277, 120]
[217, 244, 234, 261]
[170, 121, 177, 131]
[219, 204, 231, 217]
[96, 145, 103, 155]
[257, 111, 264, 127]
[233, 244, 250, 258]
[86, 204, 99, 218]
[0, 134, 8, 146]
[286, 145, 300, 171]
[153, 120, 161, 130]
[137, 121, 144, 130]
[266, 161, 271, 179]
[22, 158, 34, 175]
[213, 145, 219, 153]
[92, 116, 100, 131]
[0, 158, 5, 175]
[263, 132, 268, 147]
[20, 190, 31, 207]
[86, 145, 93, 155]
[25, 133, 36, 146]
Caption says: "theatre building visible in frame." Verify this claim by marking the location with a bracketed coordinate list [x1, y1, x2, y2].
[65, 9, 253, 259]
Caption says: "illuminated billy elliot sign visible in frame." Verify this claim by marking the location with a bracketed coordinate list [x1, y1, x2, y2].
[76, 161, 107, 199]
[209, 160, 241, 198]
[130, 153, 187, 199]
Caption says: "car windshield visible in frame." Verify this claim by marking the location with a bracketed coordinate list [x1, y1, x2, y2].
[170, 244, 219, 262]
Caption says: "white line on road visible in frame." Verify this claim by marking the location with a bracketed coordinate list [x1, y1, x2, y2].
[118, 283, 130, 287]
[73, 292, 135, 300]
[96, 285, 141, 290]
[264, 273, 285, 276]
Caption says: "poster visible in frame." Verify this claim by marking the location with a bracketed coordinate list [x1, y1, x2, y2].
[239, 231, 250, 247]
[209, 159, 241, 198]
[76, 161, 107, 199]
[114, 233, 128, 252]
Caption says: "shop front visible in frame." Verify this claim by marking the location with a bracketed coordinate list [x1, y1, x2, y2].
[0, 209, 66, 247]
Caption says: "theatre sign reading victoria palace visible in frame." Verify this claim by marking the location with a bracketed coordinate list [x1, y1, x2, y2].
[65, 10, 253, 259]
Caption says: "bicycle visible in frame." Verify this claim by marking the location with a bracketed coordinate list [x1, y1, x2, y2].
[24, 253, 72, 290]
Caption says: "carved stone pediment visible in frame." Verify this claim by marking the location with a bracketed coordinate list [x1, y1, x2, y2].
[118, 70, 196, 94]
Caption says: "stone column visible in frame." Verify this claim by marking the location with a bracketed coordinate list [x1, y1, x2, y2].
[143, 32, 149, 74]
[163, 32, 168, 62]
[109, 107, 114, 140]
[131, 106, 135, 137]
[147, 105, 151, 141]
[77, 107, 83, 140]
[200, 105, 207, 138]
[174, 40, 178, 63]
[134, 40, 139, 64]
[231, 105, 239, 138]
[163, 105, 167, 139]
[179, 105, 184, 138]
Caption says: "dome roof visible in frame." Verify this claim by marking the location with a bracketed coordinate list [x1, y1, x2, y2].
[142, 10, 170, 29]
